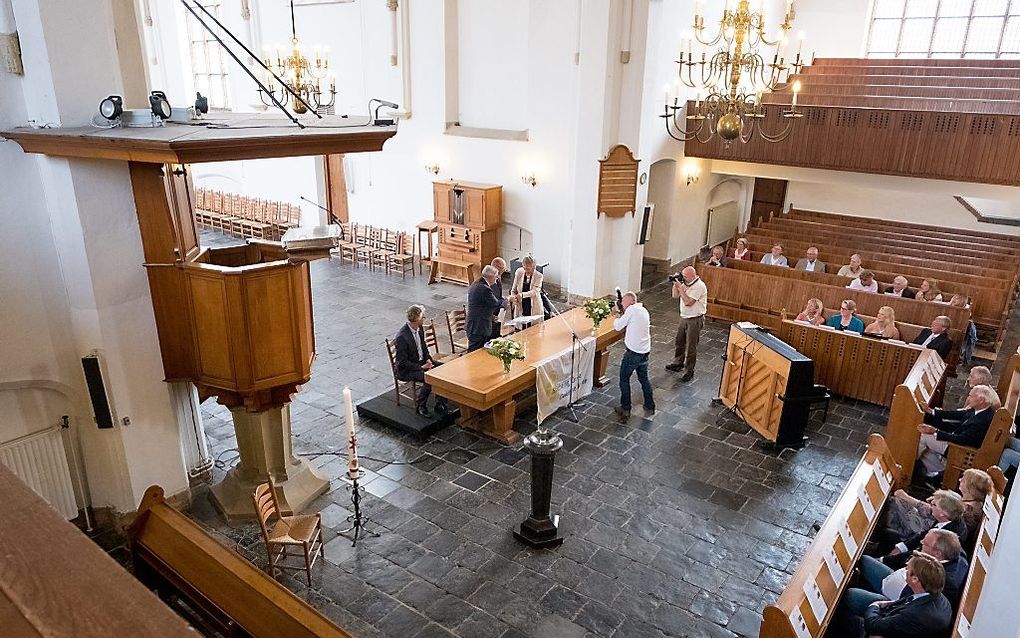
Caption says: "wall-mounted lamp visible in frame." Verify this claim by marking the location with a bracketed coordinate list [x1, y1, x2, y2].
[424, 162, 441, 175]
[684, 163, 701, 187]
[521, 173, 537, 188]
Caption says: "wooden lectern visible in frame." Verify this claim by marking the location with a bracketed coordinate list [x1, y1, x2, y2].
[430, 180, 502, 285]
[718, 322, 826, 447]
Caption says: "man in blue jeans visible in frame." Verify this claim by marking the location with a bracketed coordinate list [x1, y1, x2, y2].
[612, 291, 655, 418]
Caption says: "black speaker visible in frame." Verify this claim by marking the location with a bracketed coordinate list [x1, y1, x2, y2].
[81, 355, 115, 429]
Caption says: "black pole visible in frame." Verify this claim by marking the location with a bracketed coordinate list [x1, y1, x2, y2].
[290, 0, 298, 41]
[188, 0, 322, 119]
[513, 429, 564, 548]
[178, 0, 305, 128]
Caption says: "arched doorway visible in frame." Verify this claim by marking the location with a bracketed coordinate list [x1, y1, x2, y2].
[642, 159, 677, 287]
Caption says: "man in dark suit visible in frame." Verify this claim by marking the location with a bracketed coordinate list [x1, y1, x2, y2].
[911, 315, 953, 360]
[488, 257, 509, 339]
[885, 275, 917, 299]
[860, 554, 953, 638]
[881, 491, 968, 570]
[393, 305, 449, 417]
[917, 384, 999, 477]
[845, 529, 968, 615]
[467, 265, 510, 352]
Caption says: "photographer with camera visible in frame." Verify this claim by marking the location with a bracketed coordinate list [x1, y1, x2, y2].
[665, 266, 708, 382]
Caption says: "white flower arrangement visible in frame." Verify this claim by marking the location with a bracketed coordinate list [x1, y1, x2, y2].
[487, 337, 526, 373]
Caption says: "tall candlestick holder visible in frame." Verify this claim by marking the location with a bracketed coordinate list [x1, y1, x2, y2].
[337, 468, 378, 547]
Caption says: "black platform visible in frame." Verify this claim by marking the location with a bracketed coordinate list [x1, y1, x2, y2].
[356, 391, 458, 437]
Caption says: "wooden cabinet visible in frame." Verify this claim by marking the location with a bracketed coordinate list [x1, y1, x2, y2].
[431, 181, 502, 285]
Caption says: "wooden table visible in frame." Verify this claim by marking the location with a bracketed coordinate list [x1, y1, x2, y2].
[416, 220, 439, 275]
[426, 308, 623, 443]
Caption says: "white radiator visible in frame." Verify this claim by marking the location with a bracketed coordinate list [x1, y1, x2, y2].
[0, 426, 78, 520]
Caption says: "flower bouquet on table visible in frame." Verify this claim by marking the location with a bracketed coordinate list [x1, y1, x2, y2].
[487, 337, 526, 374]
[582, 297, 613, 335]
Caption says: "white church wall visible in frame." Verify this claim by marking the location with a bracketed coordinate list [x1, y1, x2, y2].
[714, 160, 1020, 236]
[792, 0, 871, 59]
[2, 0, 190, 512]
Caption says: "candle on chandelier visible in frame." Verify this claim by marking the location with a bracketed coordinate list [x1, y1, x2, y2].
[329, 73, 336, 92]
[792, 80, 802, 107]
[344, 386, 359, 478]
[674, 81, 681, 105]
[696, 91, 702, 109]
[797, 31, 805, 58]
[786, 0, 793, 16]
[315, 45, 322, 66]
[694, 1, 702, 17]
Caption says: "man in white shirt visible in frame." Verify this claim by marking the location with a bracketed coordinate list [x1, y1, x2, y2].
[847, 271, 879, 293]
[613, 291, 654, 418]
[665, 266, 708, 382]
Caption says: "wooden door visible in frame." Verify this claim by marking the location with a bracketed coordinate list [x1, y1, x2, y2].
[750, 177, 787, 228]
[165, 164, 199, 261]
[323, 154, 349, 224]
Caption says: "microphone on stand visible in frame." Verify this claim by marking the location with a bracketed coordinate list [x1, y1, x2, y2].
[300, 195, 344, 239]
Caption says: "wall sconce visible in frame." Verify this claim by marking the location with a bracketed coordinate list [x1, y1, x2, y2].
[424, 162, 440, 175]
[521, 173, 537, 188]
[684, 163, 701, 187]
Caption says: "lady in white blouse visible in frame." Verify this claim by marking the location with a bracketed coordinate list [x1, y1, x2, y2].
[510, 255, 544, 319]
[918, 278, 943, 302]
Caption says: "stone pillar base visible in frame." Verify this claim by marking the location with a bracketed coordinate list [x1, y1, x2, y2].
[209, 404, 329, 521]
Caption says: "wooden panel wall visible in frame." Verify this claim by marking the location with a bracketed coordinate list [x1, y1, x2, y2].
[684, 104, 1020, 186]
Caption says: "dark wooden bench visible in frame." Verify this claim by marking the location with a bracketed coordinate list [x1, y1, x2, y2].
[128, 485, 352, 638]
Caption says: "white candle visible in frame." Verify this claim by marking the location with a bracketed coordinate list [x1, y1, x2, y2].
[664, 84, 670, 105]
[792, 80, 801, 107]
[797, 31, 805, 57]
[344, 386, 359, 477]
[696, 91, 702, 109]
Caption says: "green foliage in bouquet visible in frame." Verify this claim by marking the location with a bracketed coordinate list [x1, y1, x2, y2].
[487, 337, 526, 373]
[583, 297, 613, 328]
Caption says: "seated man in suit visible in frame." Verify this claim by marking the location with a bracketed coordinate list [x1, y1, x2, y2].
[917, 384, 1000, 479]
[856, 554, 953, 638]
[467, 265, 511, 352]
[845, 529, 968, 615]
[911, 315, 953, 359]
[885, 275, 917, 298]
[394, 305, 450, 417]
[705, 244, 727, 267]
[794, 246, 825, 273]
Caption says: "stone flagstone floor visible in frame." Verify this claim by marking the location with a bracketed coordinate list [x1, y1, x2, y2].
[171, 230, 998, 638]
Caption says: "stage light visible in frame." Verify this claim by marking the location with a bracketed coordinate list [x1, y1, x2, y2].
[149, 90, 172, 120]
[98, 95, 123, 121]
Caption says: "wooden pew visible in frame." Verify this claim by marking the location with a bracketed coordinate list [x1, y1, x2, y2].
[789, 208, 1020, 252]
[746, 230, 1014, 279]
[951, 482, 1006, 637]
[128, 486, 352, 638]
[994, 346, 1020, 410]
[760, 434, 900, 638]
[883, 353, 950, 488]
[762, 215, 1020, 263]
[696, 266, 972, 350]
[941, 361, 1020, 490]
[779, 320, 931, 407]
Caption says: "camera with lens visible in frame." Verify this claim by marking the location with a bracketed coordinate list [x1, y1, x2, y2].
[668, 273, 683, 284]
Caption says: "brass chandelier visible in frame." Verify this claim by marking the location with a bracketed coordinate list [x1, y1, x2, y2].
[258, 0, 335, 114]
[663, 0, 806, 145]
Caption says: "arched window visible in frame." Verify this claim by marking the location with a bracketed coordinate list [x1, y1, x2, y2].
[866, 0, 1020, 58]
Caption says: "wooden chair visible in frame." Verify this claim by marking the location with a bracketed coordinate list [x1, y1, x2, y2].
[387, 232, 416, 279]
[424, 321, 460, 364]
[372, 229, 399, 271]
[252, 477, 325, 586]
[338, 223, 360, 265]
[357, 227, 383, 270]
[385, 338, 418, 406]
[445, 306, 469, 353]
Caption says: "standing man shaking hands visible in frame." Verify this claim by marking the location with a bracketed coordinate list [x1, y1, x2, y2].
[665, 266, 708, 382]
[613, 291, 654, 419]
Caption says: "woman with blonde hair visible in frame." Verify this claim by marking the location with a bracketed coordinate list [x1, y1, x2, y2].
[795, 298, 825, 326]
[864, 306, 901, 340]
[510, 254, 544, 320]
[731, 237, 752, 261]
[919, 277, 943, 302]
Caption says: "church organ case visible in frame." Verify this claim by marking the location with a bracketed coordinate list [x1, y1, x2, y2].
[431, 181, 502, 285]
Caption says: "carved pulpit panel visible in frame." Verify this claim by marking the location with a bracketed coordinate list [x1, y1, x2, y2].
[597, 144, 639, 218]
